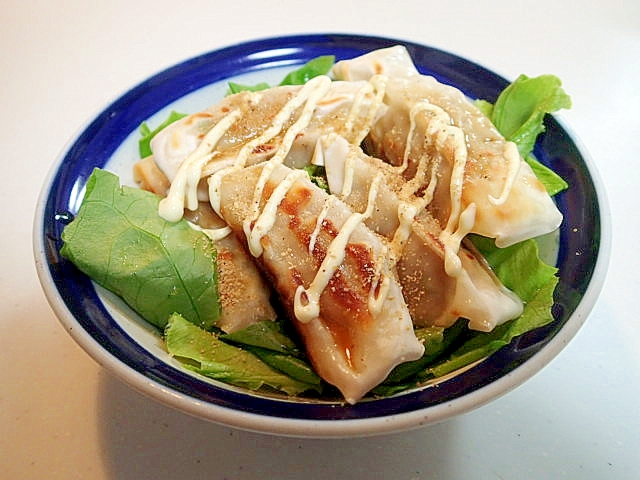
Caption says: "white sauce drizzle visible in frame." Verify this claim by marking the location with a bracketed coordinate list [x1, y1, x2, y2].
[208, 75, 332, 216]
[396, 101, 441, 210]
[440, 123, 468, 236]
[294, 172, 384, 324]
[207, 169, 227, 216]
[234, 77, 330, 170]
[245, 169, 308, 257]
[159, 109, 242, 222]
[443, 203, 477, 276]
[388, 200, 418, 266]
[393, 98, 477, 279]
[406, 103, 474, 278]
[308, 197, 333, 254]
[488, 140, 520, 205]
[343, 81, 373, 139]
[244, 76, 333, 231]
[188, 222, 232, 242]
[339, 149, 358, 199]
[408, 156, 440, 210]
[164, 68, 489, 330]
[343, 74, 387, 145]
[397, 100, 428, 174]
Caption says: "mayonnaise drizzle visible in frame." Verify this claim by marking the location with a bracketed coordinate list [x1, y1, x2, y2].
[308, 197, 333, 254]
[343, 74, 387, 145]
[159, 109, 242, 222]
[234, 76, 331, 170]
[161, 65, 486, 330]
[395, 101, 441, 211]
[393, 98, 477, 278]
[208, 75, 347, 266]
[208, 75, 332, 216]
[189, 223, 232, 242]
[343, 81, 373, 139]
[404, 156, 440, 210]
[443, 203, 476, 276]
[294, 172, 384, 324]
[488, 140, 520, 205]
[245, 76, 333, 229]
[339, 149, 358, 199]
[397, 100, 429, 174]
[388, 200, 418, 265]
[440, 123, 468, 236]
[406, 102, 475, 277]
[245, 169, 308, 257]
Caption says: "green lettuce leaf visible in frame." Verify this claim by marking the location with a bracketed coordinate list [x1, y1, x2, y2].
[221, 320, 301, 355]
[488, 74, 572, 157]
[241, 348, 322, 388]
[524, 154, 569, 196]
[226, 55, 335, 94]
[60, 168, 220, 330]
[471, 235, 559, 300]
[165, 313, 317, 395]
[474, 99, 494, 118]
[138, 110, 187, 158]
[227, 81, 271, 95]
[304, 165, 330, 192]
[278, 55, 335, 86]
[476, 74, 571, 195]
[221, 320, 322, 388]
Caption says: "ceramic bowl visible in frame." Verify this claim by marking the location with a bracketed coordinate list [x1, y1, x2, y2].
[34, 34, 610, 437]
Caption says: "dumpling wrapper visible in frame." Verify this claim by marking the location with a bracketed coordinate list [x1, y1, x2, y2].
[319, 134, 523, 332]
[213, 161, 424, 404]
[150, 79, 385, 185]
[332, 46, 563, 247]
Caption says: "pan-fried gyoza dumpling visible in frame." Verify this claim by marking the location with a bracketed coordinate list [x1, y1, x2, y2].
[332, 46, 563, 247]
[317, 134, 523, 332]
[211, 161, 424, 404]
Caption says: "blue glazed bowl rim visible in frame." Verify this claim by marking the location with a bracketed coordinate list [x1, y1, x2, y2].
[33, 33, 610, 437]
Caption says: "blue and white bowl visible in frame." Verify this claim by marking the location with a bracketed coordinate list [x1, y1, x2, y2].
[33, 34, 610, 437]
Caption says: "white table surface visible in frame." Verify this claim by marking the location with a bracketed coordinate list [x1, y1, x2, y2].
[2, 0, 638, 478]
